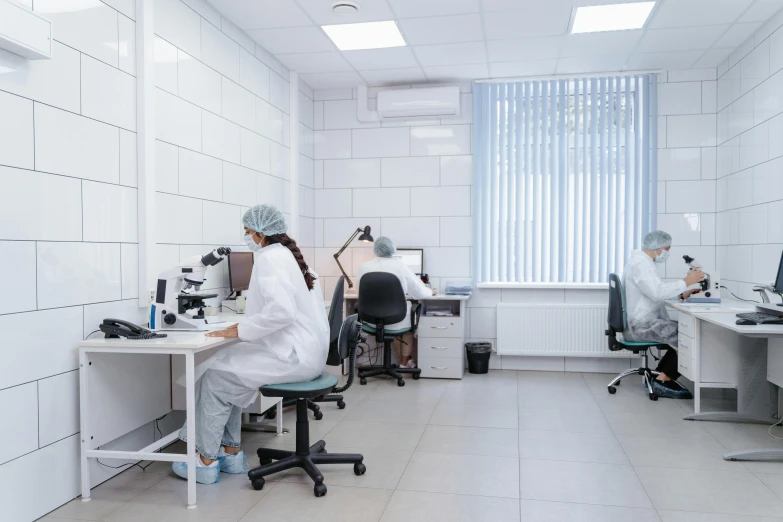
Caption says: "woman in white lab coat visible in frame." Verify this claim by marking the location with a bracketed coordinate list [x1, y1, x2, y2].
[172, 204, 329, 484]
[357, 236, 434, 368]
[622, 230, 704, 399]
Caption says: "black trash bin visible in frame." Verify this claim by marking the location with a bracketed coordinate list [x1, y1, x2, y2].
[465, 342, 492, 374]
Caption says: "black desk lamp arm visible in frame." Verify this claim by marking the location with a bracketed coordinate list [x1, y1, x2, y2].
[333, 228, 363, 288]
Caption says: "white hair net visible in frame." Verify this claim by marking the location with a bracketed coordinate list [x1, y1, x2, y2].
[373, 236, 396, 258]
[242, 204, 287, 236]
[643, 230, 673, 250]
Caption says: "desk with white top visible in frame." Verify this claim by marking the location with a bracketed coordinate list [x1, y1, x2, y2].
[667, 300, 783, 461]
[77, 315, 284, 510]
[344, 294, 470, 379]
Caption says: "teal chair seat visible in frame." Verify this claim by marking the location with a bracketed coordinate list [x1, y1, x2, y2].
[619, 340, 661, 348]
[260, 372, 338, 399]
[361, 323, 410, 336]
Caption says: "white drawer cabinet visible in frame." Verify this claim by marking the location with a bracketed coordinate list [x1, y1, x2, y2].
[418, 357, 464, 379]
[679, 313, 694, 339]
[677, 333, 693, 380]
[418, 316, 463, 338]
[418, 337, 463, 359]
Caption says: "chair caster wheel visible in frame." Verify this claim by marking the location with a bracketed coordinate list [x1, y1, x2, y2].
[314, 411, 323, 420]
[258, 457, 273, 465]
[360, 378, 367, 385]
[252, 478, 265, 491]
[397, 380, 405, 387]
[608, 386, 617, 394]
[649, 393, 658, 401]
[354, 463, 366, 476]
[337, 400, 346, 409]
[314, 483, 327, 497]
[412, 373, 420, 380]
[615, 380, 621, 385]
[265, 410, 277, 420]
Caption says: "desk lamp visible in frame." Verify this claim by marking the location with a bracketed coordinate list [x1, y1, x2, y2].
[334, 226, 373, 288]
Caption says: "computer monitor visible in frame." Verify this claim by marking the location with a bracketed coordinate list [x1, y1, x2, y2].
[775, 250, 783, 294]
[228, 252, 254, 293]
[394, 248, 424, 275]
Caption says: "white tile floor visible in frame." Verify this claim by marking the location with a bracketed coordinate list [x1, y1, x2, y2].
[41, 370, 783, 521]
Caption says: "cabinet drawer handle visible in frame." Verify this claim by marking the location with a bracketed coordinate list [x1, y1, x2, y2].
[430, 346, 448, 350]
[431, 326, 448, 329]
[431, 366, 448, 370]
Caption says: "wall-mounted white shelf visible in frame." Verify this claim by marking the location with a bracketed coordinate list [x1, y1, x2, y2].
[0, 0, 51, 59]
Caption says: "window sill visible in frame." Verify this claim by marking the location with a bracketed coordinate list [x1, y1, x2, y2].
[477, 282, 608, 290]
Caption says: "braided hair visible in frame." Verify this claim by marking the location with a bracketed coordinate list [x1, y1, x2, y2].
[263, 233, 316, 290]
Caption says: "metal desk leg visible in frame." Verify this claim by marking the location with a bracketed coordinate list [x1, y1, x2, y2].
[79, 350, 91, 502]
[685, 412, 777, 424]
[185, 353, 197, 509]
[724, 449, 783, 462]
[276, 401, 283, 435]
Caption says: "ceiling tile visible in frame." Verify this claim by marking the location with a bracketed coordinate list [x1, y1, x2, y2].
[343, 47, 419, 70]
[297, 0, 395, 25]
[625, 50, 704, 70]
[208, 0, 312, 30]
[560, 31, 643, 58]
[413, 42, 487, 67]
[484, 8, 571, 40]
[387, 0, 479, 19]
[740, 0, 783, 22]
[556, 55, 628, 75]
[638, 25, 728, 53]
[713, 22, 762, 48]
[398, 14, 484, 45]
[299, 71, 365, 89]
[423, 63, 489, 81]
[360, 67, 427, 85]
[486, 37, 561, 62]
[490, 59, 558, 78]
[276, 52, 353, 73]
[483, 0, 571, 13]
[248, 27, 335, 55]
[693, 48, 733, 68]
[649, 0, 754, 29]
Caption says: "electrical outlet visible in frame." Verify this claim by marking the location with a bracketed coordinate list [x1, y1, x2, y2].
[148, 289, 156, 304]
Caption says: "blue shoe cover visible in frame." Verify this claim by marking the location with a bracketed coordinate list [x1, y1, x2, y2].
[172, 459, 220, 484]
[218, 450, 250, 474]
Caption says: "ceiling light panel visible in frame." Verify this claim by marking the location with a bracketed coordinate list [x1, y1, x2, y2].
[322, 20, 406, 51]
[571, 2, 656, 34]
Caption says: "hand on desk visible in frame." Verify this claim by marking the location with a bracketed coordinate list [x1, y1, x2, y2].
[206, 323, 238, 338]
[680, 288, 702, 301]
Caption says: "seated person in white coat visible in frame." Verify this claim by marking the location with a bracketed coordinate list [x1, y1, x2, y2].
[622, 230, 704, 399]
[172, 204, 329, 484]
[357, 237, 434, 368]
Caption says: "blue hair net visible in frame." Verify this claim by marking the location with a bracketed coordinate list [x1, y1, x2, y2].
[242, 204, 287, 236]
[643, 230, 673, 250]
[373, 236, 396, 258]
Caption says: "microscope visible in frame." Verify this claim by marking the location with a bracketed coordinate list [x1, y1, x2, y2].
[682, 255, 721, 303]
[150, 247, 231, 331]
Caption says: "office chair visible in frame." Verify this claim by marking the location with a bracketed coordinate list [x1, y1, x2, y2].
[605, 273, 669, 401]
[248, 314, 366, 497]
[357, 272, 422, 387]
[266, 276, 347, 421]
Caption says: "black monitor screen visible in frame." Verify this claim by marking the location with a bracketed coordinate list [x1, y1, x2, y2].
[776, 250, 783, 294]
[228, 252, 254, 293]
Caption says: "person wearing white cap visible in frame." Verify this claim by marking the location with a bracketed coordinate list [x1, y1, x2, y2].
[622, 230, 705, 399]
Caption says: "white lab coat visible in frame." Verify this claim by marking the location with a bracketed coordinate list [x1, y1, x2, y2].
[357, 257, 433, 331]
[190, 243, 329, 408]
[622, 250, 685, 344]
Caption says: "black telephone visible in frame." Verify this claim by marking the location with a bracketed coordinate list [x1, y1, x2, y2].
[99, 318, 167, 340]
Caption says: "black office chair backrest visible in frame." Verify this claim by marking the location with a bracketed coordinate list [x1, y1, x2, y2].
[357, 272, 407, 327]
[325, 276, 345, 366]
[607, 273, 627, 333]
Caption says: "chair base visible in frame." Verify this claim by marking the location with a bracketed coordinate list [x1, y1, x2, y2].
[606, 350, 661, 401]
[358, 337, 421, 386]
[249, 399, 365, 497]
[266, 395, 345, 422]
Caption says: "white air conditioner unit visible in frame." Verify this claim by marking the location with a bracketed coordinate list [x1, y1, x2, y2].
[376, 86, 461, 119]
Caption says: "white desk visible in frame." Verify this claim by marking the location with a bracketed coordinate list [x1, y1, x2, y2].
[667, 300, 783, 461]
[345, 294, 470, 379]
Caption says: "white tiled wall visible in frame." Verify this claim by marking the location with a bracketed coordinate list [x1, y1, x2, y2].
[0, 1, 297, 519]
[715, 11, 783, 300]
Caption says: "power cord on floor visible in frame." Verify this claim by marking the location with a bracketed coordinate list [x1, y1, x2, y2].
[769, 418, 783, 440]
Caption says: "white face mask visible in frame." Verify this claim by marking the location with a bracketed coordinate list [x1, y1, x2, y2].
[243, 233, 261, 252]
[654, 250, 670, 264]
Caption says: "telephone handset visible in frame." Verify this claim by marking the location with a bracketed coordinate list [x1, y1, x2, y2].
[99, 318, 167, 340]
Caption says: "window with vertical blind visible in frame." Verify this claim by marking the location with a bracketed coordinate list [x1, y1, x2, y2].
[473, 75, 658, 284]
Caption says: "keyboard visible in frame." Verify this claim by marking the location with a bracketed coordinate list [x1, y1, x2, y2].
[735, 312, 783, 325]
[128, 333, 168, 340]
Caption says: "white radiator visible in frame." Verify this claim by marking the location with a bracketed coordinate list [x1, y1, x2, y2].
[497, 303, 625, 357]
